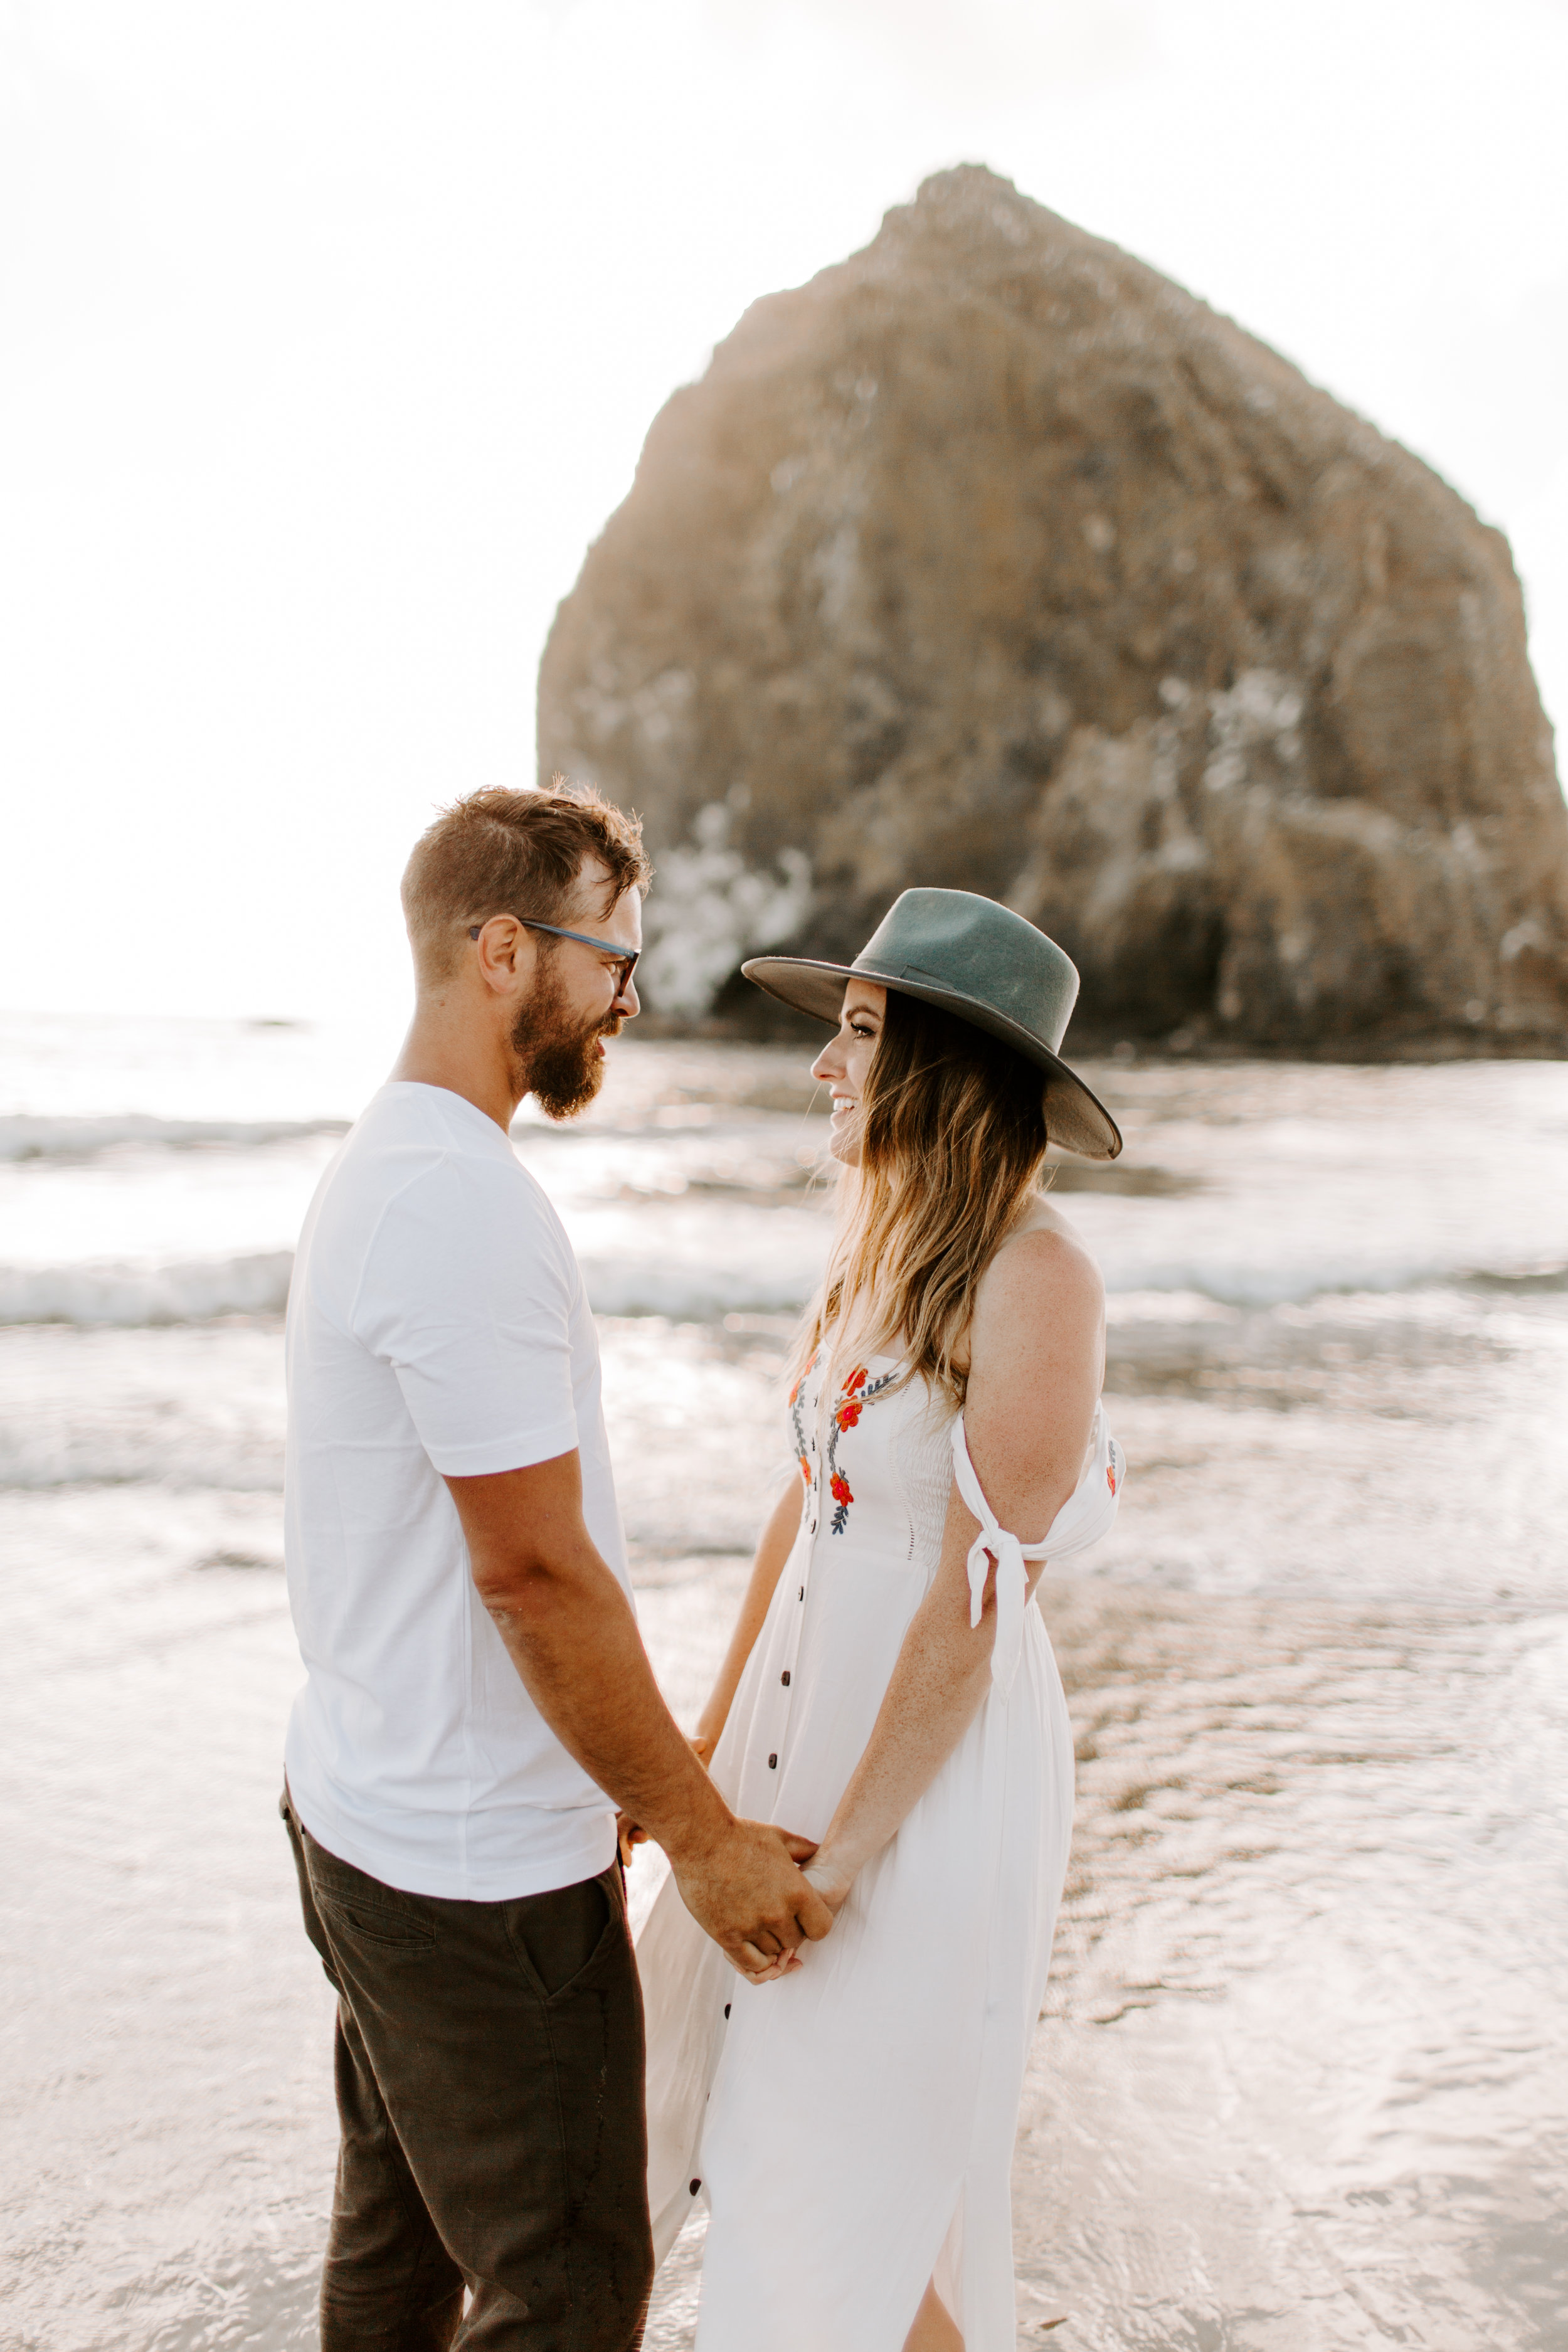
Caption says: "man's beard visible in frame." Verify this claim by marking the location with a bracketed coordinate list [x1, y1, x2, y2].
[512, 962, 621, 1120]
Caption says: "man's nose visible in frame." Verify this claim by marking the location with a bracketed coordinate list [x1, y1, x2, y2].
[615, 973, 640, 1019]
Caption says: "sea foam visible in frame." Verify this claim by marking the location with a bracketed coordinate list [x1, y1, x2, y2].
[0, 1252, 295, 1326]
[0, 1115, 348, 1164]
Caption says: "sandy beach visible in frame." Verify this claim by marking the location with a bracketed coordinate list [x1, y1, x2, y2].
[2, 1013, 1565, 2349]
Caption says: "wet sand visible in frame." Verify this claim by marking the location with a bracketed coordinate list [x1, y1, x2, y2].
[2, 1041, 1565, 2348]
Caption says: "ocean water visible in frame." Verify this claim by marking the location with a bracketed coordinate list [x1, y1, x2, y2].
[2, 1009, 1565, 2351]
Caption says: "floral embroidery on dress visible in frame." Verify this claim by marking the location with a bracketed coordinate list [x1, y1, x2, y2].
[824, 1362, 899, 1534]
[788, 1351, 819, 1490]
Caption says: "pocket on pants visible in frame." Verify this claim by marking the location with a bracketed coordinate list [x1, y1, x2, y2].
[504, 1867, 619, 2000]
[315, 1890, 437, 1951]
[305, 1842, 438, 1953]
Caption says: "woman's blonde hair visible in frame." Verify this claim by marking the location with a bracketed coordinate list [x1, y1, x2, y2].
[795, 990, 1052, 1409]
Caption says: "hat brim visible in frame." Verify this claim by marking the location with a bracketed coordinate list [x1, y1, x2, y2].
[741, 954, 1123, 1162]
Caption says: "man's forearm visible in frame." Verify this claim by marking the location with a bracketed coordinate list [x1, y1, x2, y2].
[447, 1453, 834, 1973]
[482, 1544, 732, 1863]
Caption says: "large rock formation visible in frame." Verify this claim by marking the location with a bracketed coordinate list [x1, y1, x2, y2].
[538, 166, 1568, 1049]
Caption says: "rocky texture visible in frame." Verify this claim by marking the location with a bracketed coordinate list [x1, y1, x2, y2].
[538, 166, 1568, 1049]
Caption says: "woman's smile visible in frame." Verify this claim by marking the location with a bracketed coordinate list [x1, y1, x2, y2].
[810, 980, 886, 1165]
[824, 1081, 865, 1163]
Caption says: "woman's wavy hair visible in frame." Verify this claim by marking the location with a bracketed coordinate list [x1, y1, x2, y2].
[796, 988, 1052, 1409]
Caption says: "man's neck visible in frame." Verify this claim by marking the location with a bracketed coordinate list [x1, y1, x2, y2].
[389, 1003, 522, 1134]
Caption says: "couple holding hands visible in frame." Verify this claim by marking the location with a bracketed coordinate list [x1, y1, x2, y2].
[280, 783, 1123, 2351]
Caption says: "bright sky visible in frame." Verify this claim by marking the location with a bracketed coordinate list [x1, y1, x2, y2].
[3, 0, 1565, 1022]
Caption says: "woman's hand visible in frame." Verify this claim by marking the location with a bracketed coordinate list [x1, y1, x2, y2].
[618, 1734, 714, 1865]
[802, 1848, 855, 1918]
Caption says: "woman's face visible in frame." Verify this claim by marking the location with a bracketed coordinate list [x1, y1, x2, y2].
[811, 980, 886, 1166]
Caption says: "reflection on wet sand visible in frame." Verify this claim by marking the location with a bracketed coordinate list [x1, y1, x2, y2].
[1015, 1594, 1568, 2348]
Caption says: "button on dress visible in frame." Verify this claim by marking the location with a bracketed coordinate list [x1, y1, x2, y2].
[637, 1348, 1125, 2349]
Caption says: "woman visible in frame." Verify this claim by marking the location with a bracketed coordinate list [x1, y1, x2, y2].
[635, 888, 1126, 2351]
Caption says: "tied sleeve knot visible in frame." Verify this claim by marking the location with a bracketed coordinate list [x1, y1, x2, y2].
[950, 1419, 1051, 1699]
[950, 1406, 1125, 1699]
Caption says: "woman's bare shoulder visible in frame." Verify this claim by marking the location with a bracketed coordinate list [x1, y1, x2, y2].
[963, 1198, 1104, 1375]
[993, 1197, 1103, 1293]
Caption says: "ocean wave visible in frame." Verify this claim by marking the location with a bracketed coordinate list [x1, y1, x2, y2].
[0, 1247, 818, 1328]
[576, 1256, 818, 1321]
[1093, 1249, 1568, 1310]
[1, 1242, 1560, 1330]
[0, 1115, 348, 1163]
[0, 1252, 294, 1325]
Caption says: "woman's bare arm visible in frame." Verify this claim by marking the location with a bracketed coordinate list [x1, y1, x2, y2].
[787, 1226, 1103, 1932]
[696, 1474, 805, 1754]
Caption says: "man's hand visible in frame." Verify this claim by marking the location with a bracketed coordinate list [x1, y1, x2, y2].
[669, 1818, 834, 1978]
[742, 1844, 856, 1981]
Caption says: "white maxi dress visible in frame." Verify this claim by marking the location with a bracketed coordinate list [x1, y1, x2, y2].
[636, 1347, 1125, 2349]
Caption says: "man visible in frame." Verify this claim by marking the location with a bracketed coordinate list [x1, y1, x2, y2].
[281, 782, 832, 2351]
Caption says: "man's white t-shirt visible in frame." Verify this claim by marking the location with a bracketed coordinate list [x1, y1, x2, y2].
[283, 1081, 629, 1901]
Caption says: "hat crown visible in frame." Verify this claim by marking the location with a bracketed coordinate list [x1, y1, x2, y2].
[852, 889, 1080, 1052]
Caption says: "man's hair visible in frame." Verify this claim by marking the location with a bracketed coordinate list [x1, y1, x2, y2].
[401, 779, 651, 984]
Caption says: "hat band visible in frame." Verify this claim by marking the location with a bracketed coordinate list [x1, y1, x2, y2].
[852, 956, 956, 987]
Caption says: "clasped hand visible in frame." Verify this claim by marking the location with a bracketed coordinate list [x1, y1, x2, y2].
[619, 1734, 840, 1984]
[738, 1848, 854, 1983]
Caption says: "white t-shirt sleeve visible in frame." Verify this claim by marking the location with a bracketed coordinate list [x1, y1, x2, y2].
[353, 1152, 581, 1477]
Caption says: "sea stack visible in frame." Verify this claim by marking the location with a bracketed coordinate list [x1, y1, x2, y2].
[538, 165, 1568, 1050]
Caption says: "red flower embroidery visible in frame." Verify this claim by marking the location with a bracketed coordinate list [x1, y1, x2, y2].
[834, 1366, 870, 1433]
[1106, 1463, 1117, 1494]
[801, 1359, 897, 1537]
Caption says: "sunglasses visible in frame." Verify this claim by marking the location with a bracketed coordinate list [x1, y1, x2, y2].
[468, 918, 639, 997]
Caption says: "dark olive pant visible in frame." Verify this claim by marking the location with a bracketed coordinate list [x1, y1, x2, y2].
[282, 1789, 652, 2352]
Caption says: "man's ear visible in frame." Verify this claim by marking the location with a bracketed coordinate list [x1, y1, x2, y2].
[470, 916, 531, 993]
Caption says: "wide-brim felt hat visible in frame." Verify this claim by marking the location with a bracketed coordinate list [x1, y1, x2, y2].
[743, 887, 1122, 1162]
